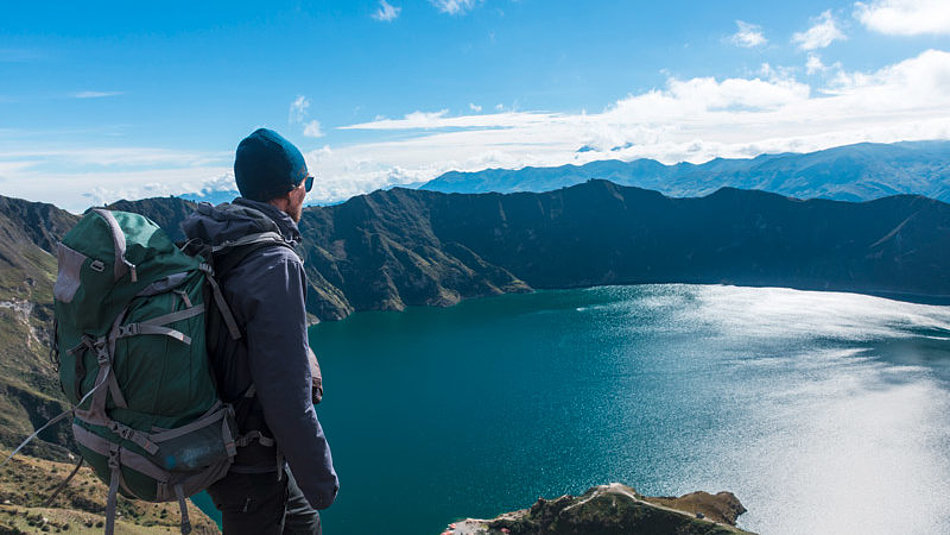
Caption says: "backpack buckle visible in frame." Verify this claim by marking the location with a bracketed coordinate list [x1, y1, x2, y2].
[116, 324, 139, 338]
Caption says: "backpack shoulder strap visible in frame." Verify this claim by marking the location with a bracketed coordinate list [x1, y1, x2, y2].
[212, 232, 300, 276]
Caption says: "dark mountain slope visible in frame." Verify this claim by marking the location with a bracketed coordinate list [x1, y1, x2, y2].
[418, 181, 950, 299]
[0, 197, 79, 458]
[109, 181, 950, 320]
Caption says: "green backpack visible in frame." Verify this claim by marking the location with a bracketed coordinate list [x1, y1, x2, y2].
[49, 209, 240, 535]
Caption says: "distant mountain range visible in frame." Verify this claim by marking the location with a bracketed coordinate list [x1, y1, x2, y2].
[422, 140, 950, 203]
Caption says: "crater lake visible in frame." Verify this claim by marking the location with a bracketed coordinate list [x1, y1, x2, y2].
[291, 284, 950, 534]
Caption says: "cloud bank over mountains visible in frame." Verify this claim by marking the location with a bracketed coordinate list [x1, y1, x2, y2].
[300, 48, 950, 205]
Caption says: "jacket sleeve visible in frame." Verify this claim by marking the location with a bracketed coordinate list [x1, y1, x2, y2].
[237, 250, 339, 509]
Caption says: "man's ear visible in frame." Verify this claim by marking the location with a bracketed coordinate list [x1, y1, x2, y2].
[267, 191, 293, 212]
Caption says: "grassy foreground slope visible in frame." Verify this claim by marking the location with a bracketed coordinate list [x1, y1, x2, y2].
[0, 452, 217, 534]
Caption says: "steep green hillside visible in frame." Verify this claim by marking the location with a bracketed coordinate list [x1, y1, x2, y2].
[0, 198, 78, 459]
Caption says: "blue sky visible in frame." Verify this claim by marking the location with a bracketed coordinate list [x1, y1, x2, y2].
[2, 0, 950, 211]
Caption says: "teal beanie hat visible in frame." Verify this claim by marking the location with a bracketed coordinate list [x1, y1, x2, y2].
[234, 128, 309, 202]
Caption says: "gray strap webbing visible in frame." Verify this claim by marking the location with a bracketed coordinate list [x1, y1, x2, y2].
[222, 412, 237, 457]
[174, 290, 193, 309]
[108, 421, 159, 455]
[105, 314, 129, 410]
[114, 323, 192, 345]
[107, 371, 128, 410]
[75, 332, 125, 424]
[72, 424, 170, 482]
[136, 272, 190, 297]
[43, 456, 84, 507]
[200, 264, 242, 340]
[92, 209, 137, 283]
[210, 231, 286, 254]
[0, 408, 73, 467]
[175, 484, 193, 535]
[234, 430, 275, 448]
[149, 404, 226, 443]
[141, 304, 205, 327]
[105, 445, 121, 535]
[111, 304, 205, 346]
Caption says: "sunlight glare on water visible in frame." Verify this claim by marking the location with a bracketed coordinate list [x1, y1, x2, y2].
[642, 286, 950, 534]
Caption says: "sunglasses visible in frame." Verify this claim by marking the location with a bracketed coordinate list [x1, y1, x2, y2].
[299, 175, 314, 192]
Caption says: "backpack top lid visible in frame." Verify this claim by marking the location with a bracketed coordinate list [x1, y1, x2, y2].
[55, 209, 201, 334]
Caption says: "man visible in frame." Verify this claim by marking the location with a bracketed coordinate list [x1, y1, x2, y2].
[182, 128, 339, 534]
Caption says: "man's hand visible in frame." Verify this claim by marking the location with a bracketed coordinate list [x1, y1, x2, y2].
[308, 347, 324, 405]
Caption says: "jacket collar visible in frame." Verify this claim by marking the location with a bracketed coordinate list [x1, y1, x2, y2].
[232, 197, 302, 245]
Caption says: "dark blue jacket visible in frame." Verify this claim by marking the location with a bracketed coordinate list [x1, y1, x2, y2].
[182, 198, 339, 510]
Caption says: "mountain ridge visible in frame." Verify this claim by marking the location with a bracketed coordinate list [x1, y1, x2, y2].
[421, 140, 950, 203]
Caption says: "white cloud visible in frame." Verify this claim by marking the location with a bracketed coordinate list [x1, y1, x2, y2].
[430, 0, 480, 15]
[289, 95, 310, 124]
[311, 49, 950, 203]
[469, 103, 482, 112]
[303, 120, 324, 138]
[372, 0, 401, 22]
[73, 91, 123, 99]
[807, 54, 827, 74]
[855, 0, 950, 35]
[0, 147, 223, 168]
[730, 20, 768, 48]
[7, 50, 950, 212]
[793, 10, 847, 50]
[0, 164, 232, 213]
[290, 95, 327, 138]
[350, 109, 450, 130]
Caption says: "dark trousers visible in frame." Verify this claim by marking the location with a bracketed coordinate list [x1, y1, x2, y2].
[208, 469, 322, 535]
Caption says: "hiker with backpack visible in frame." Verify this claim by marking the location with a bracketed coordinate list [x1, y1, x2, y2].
[181, 128, 339, 534]
[38, 127, 336, 535]
[36, 127, 335, 535]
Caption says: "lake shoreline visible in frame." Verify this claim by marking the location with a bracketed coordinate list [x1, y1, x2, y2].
[313, 280, 950, 324]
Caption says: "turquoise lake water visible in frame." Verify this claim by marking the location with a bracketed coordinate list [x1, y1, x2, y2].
[201, 284, 950, 534]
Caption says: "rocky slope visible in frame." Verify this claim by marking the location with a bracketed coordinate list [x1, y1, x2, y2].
[0, 197, 78, 459]
[445, 483, 753, 535]
[0, 451, 218, 534]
